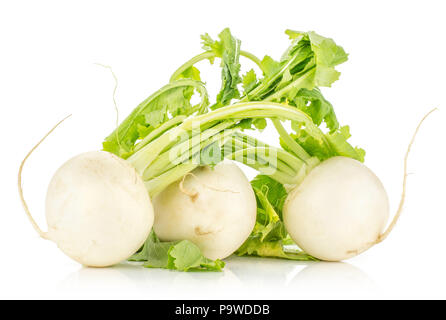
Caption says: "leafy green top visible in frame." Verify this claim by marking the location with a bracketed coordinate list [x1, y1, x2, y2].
[100, 28, 366, 270]
[242, 30, 348, 132]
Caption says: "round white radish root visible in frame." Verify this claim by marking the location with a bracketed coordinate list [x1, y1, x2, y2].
[44, 151, 154, 267]
[283, 156, 389, 261]
[153, 162, 257, 260]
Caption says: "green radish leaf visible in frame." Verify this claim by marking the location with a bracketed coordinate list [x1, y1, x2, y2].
[168, 241, 225, 272]
[176, 65, 202, 81]
[202, 28, 242, 109]
[291, 125, 365, 162]
[235, 175, 316, 261]
[129, 231, 224, 272]
[103, 80, 209, 159]
[242, 69, 258, 95]
[236, 236, 317, 261]
[251, 175, 287, 219]
[244, 30, 347, 133]
[291, 87, 339, 132]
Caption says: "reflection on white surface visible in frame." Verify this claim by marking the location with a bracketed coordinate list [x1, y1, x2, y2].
[288, 262, 376, 298]
[58, 256, 376, 299]
[59, 262, 242, 298]
[226, 256, 305, 287]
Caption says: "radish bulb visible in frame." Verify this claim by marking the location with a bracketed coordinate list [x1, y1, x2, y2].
[283, 157, 389, 261]
[45, 151, 154, 267]
[280, 109, 436, 262]
[19, 125, 154, 268]
[153, 162, 256, 260]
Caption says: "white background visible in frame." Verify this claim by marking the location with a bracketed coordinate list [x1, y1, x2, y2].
[1, 0, 445, 299]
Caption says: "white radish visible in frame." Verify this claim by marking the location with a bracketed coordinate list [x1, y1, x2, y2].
[152, 162, 257, 260]
[283, 109, 436, 261]
[19, 119, 154, 267]
[283, 156, 389, 261]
